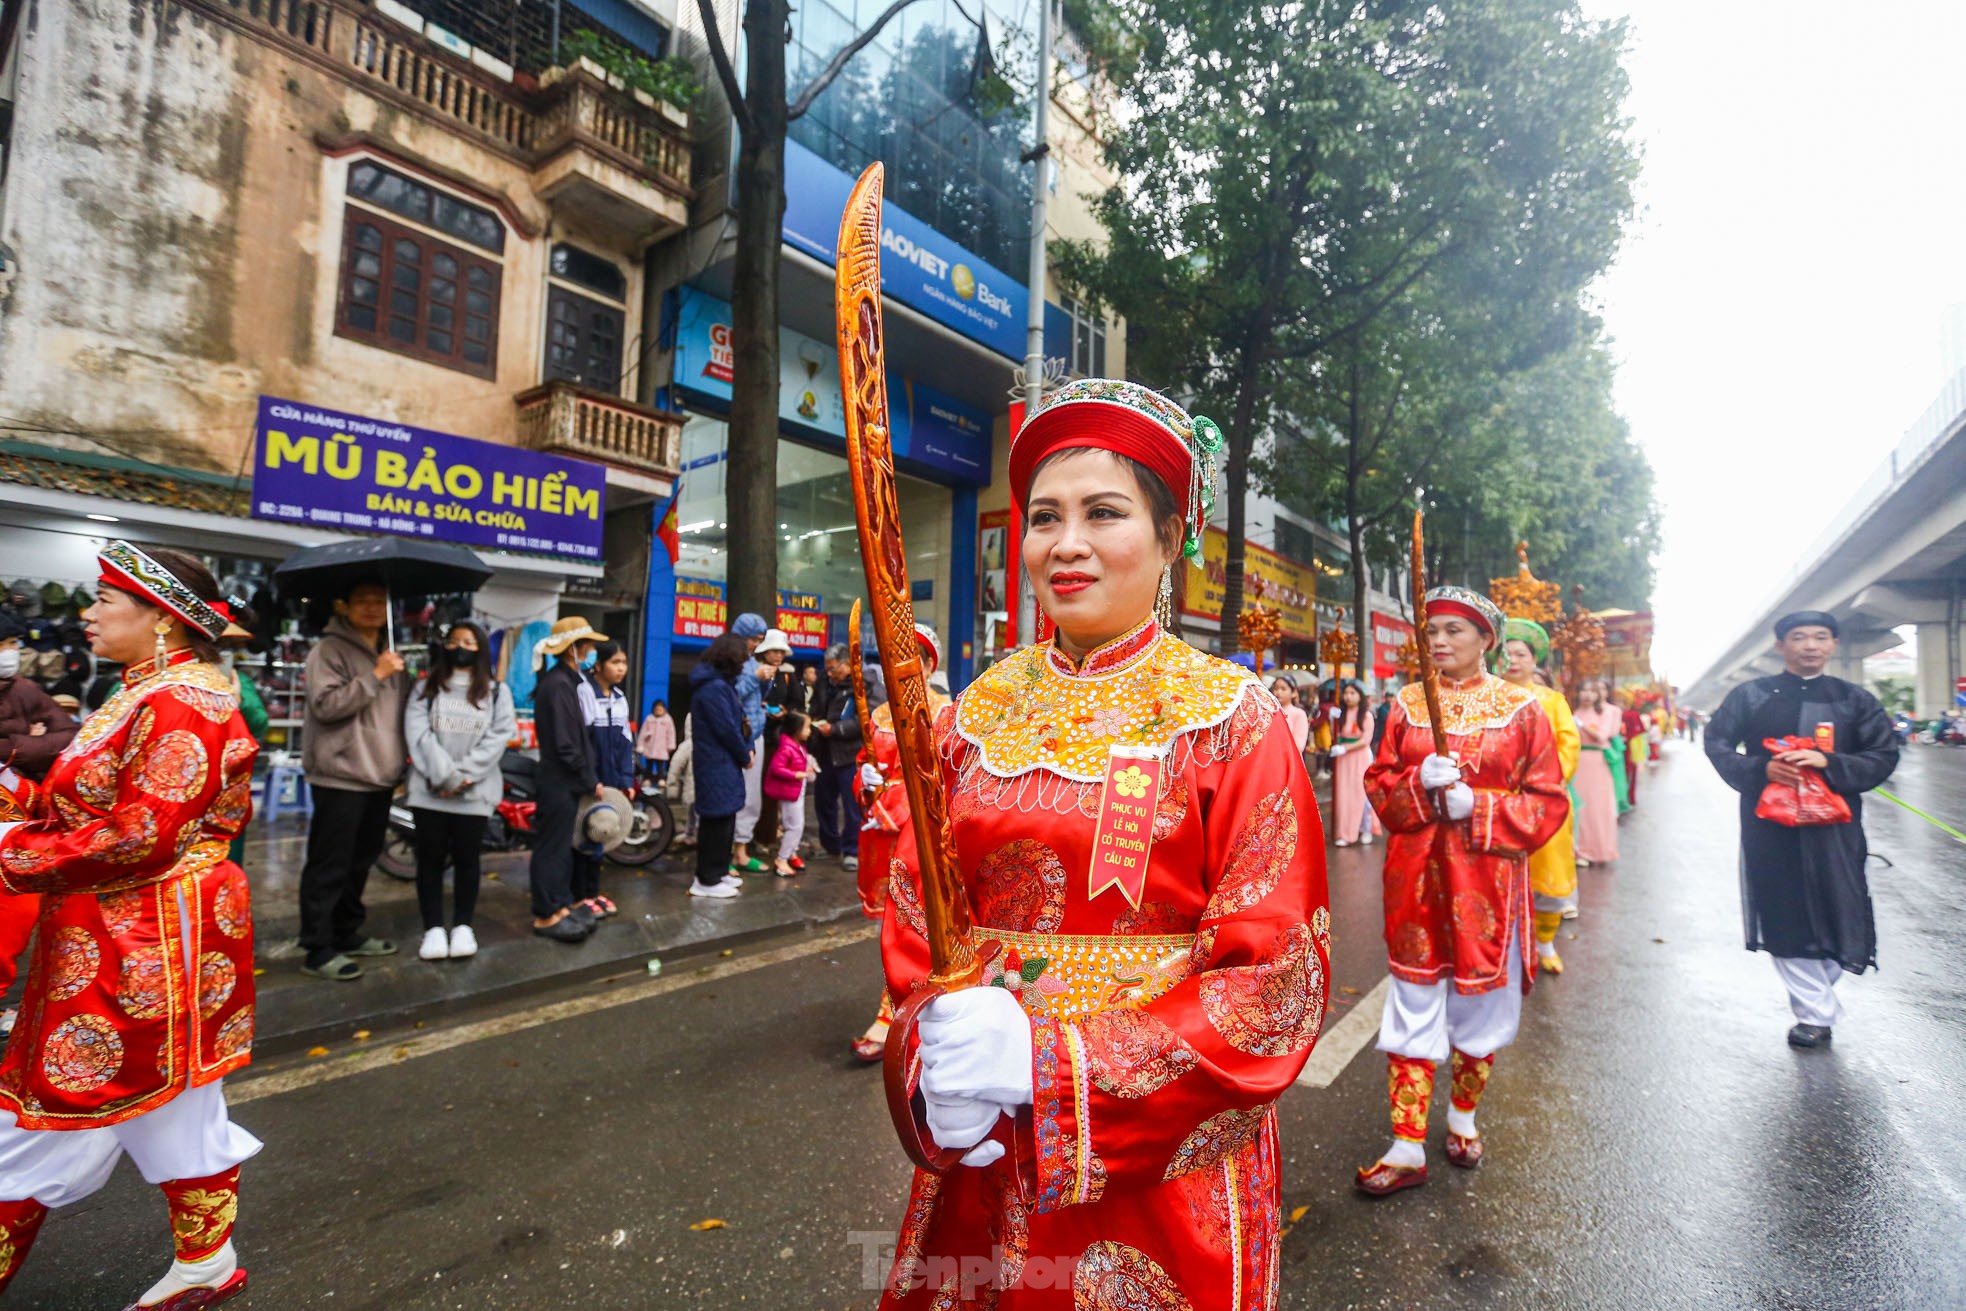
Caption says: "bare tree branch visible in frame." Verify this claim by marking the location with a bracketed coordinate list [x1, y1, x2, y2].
[695, 0, 752, 137]
[790, 0, 928, 120]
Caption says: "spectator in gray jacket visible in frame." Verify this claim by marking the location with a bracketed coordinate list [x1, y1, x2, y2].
[298, 580, 410, 981]
[405, 621, 515, 963]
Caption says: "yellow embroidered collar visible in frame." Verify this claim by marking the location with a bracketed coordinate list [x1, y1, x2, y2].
[955, 620, 1258, 781]
[67, 656, 233, 757]
[1397, 673, 1536, 736]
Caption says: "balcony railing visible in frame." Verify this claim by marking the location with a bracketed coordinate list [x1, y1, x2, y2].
[514, 382, 683, 480]
[183, 0, 689, 205]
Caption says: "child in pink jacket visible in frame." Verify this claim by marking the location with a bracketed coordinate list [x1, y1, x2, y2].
[762, 712, 818, 876]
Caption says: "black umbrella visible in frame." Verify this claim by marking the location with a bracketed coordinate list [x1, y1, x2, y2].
[274, 538, 492, 651]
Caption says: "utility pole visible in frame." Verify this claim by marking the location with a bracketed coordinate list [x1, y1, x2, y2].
[1014, 0, 1052, 649]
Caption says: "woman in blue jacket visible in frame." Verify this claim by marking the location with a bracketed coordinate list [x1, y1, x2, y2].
[687, 633, 753, 900]
[577, 640, 637, 918]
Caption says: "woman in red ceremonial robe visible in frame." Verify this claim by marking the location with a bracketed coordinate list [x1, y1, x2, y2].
[1356, 585, 1567, 1195]
[0, 542, 260, 1309]
[852, 623, 949, 1064]
[878, 380, 1330, 1309]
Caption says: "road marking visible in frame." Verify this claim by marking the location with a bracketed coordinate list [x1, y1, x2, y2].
[230, 924, 880, 1105]
[1293, 975, 1389, 1089]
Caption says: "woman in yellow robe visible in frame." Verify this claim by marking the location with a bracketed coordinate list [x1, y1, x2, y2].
[1497, 619, 1579, 973]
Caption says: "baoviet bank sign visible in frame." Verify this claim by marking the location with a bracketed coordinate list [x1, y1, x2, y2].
[779, 139, 1027, 361]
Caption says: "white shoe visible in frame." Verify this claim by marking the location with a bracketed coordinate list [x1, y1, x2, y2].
[690, 880, 740, 899]
[1360, 832, 1374, 846]
[448, 925, 478, 958]
[418, 926, 449, 960]
[721, 874, 744, 888]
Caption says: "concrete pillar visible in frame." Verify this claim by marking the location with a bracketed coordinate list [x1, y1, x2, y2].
[1915, 622, 1957, 718]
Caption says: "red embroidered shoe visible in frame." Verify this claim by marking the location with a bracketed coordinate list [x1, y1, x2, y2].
[125, 1269, 248, 1311]
[1445, 1132, 1484, 1169]
[1354, 1161, 1427, 1196]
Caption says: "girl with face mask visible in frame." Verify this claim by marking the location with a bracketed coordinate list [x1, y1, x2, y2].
[404, 622, 515, 961]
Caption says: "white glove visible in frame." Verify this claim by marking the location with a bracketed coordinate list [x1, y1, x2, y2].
[1329, 743, 1348, 759]
[859, 762, 884, 791]
[923, 1091, 1008, 1166]
[1442, 782, 1474, 821]
[1418, 754, 1462, 791]
[918, 986, 1034, 1108]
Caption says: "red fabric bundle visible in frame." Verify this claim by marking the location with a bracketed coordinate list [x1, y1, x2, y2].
[1754, 736, 1852, 826]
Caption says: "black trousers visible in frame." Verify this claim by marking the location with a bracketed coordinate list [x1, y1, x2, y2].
[573, 849, 602, 902]
[695, 812, 737, 887]
[812, 762, 861, 858]
[410, 807, 487, 930]
[299, 785, 392, 962]
[529, 785, 580, 919]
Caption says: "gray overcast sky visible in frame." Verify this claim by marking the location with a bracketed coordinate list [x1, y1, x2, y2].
[1580, 0, 1966, 682]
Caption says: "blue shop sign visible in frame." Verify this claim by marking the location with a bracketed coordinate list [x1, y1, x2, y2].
[672, 286, 992, 485]
[780, 140, 1027, 362]
[249, 396, 606, 560]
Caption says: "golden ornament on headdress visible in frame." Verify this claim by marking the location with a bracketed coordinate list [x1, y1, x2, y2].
[1488, 541, 1563, 625]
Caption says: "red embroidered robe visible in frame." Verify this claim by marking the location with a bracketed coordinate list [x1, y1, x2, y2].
[0, 650, 258, 1129]
[879, 620, 1329, 1310]
[1364, 674, 1567, 994]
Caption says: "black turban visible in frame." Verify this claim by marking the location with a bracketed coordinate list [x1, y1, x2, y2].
[1774, 610, 1839, 640]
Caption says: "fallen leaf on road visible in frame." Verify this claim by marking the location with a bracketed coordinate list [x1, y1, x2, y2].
[252, 968, 265, 977]
[689, 1219, 727, 1231]
[306, 1046, 329, 1058]
[1651, 937, 1666, 944]
[1339, 986, 1359, 996]
[353, 1030, 371, 1041]
[720, 949, 735, 957]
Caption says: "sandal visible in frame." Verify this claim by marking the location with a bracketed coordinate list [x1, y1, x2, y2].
[300, 954, 363, 981]
[850, 1035, 886, 1063]
[735, 857, 771, 874]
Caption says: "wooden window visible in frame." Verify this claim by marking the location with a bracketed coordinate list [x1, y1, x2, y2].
[335, 207, 500, 378]
[544, 285, 626, 392]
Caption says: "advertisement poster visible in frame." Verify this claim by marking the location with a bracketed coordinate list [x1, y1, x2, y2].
[250, 395, 606, 561]
[1372, 611, 1415, 680]
[673, 288, 992, 485]
[674, 579, 830, 651]
[1179, 528, 1317, 637]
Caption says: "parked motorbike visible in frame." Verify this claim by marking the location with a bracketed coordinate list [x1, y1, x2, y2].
[377, 751, 673, 878]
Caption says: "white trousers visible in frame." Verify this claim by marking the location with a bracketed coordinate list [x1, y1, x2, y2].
[0, 1080, 261, 1208]
[777, 792, 806, 862]
[1772, 956, 1844, 1028]
[1377, 943, 1524, 1063]
[734, 749, 766, 844]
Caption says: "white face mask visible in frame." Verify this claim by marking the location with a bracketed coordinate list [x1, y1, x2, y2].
[0, 649, 19, 679]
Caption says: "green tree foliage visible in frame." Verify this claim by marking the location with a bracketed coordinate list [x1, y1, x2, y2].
[1054, 0, 1644, 635]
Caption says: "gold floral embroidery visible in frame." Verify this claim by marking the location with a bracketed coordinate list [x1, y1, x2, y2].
[956, 631, 1257, 782]
[1199, 924, 1324, 1057]
[137, 730, 210, 803]
[1202, 791, 1297, 920]
[973, 840, 1067, 933]
[1080, 1007, 1198, 1098]
[167, 1186, 239, 1258]
[1072, 1239, 1194, 1310]
[71, 751, 119, 811]
[197, 950, 237, 1019]
[117, 945, 170, 1020]
[888, 859, 928, 940]
[45, 927, 102, 1002]
[975, 929, 1192, 1022]
[1163, 1105, 1270, 1181]
[166, 683, 239, 724]
[1397, 673, 1537, 736]
[42, 1014, 123, 1093]
[88, 809, 159, 865]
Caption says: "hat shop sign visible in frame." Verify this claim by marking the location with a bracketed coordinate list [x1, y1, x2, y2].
[249, 396, 607, 562]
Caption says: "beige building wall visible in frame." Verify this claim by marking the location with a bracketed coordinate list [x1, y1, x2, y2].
[0, 0, 682, 481]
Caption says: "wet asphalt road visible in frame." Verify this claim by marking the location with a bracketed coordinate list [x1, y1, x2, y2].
[11, 739, 1966, 1309]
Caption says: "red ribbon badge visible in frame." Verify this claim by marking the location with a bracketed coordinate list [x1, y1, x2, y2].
[1088, 748, 1162, 909]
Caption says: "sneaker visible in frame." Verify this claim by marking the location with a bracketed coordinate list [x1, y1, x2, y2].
[448, 925, 478, 959]
[418, 927, 449, 961]
[720, 874, 744, 888]
[842, 855, 859, 873]
[690, 880, 741, 899]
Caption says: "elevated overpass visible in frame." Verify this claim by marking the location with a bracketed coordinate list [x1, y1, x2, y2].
[1683, 370, 1966, 714]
